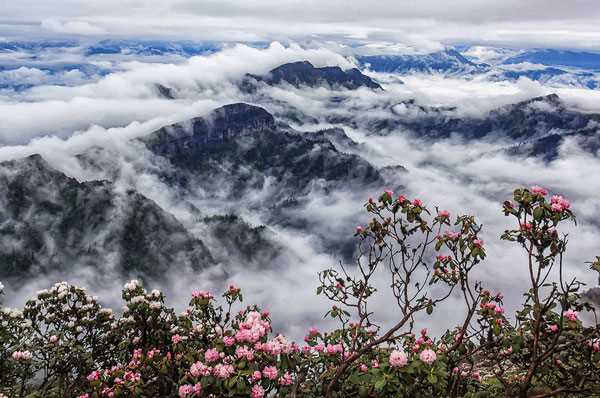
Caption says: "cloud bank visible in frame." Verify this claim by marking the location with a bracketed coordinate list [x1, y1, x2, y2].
[2, 1, 600, 50]
[0, 42, 599, 340]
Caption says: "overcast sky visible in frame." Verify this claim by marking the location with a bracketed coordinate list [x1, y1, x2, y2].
[2, 0, 600, 50]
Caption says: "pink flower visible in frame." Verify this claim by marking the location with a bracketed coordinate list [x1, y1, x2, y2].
[389, 350, 408, 368]
[223, 336, 235, 347]
[550, 195, 571, 212]
[438, 210, 450, 218]
[178, 384, 200, 398]
[531, 185, 548, 196]
[355, 225, 364, 234]
[190, 361, 211, 377]
[501, 346, 513, 356]
[212, 364, 234, 379]
[308, 326, 319, 337]
[313, 344, 324, 352]
[49, 335, 59, 343]
[564, 309, 578, 322]
[124, 371, 141, 382]
[359, 364, 369, 373]
[443, 230, 460, 240]
[87, 370, 101, 381]
[235, 346, 255, 361]
[371, 359, 380, 368]
[384, 189, 393, 199]
[326, 343, 343, 355]
[419, 348, 437, 365]
[252, 370, 262, 382]
[412, 199, 423, 207]
[279, 371, 293, 386]
[473, 239, 484, 248]
[191, 290, 213, 300]
[171, 334, 183, 345]
[12, 351, 32, 361]
[251, 384, 265, 398]
[520, 222, 532, 231]
[262, 366, 278, 380]
[397, 194, 406, 203]
[204, 348, 220, 363]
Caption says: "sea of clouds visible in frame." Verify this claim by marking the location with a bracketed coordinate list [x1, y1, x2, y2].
[1, 42, 600, 339]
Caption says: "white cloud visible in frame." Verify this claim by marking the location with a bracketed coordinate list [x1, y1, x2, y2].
[1, 1, 600, 50]
[0, 42, 352, 144]
[41, 18, 106, 36]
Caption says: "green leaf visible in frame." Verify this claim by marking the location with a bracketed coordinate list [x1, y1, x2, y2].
[374, 378, 387, 391]
[533, 206, 544, 221]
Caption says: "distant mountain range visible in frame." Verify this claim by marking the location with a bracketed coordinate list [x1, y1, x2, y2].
[84, 39, 222, 57]
[356, 47, 600, 89]
[357, 49, 490, 75]
[2, 40, 600, 93]
[0, 58, 599, 285]
[502, 49, 600, 70]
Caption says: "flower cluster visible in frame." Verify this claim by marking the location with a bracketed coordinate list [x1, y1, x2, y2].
[1, 186, 599, 397]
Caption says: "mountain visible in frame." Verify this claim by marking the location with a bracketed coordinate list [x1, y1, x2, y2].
[357, 50, 490, 75]
[85, 39, 221, 57]
[67, 103, 385, 266]
[241, 61, 382, 90]
[416, 94, 599, 159]
[141, 103, 383, 196]
[319, 94, 600, 161]
[202, 214, 283, 264]
[0, 155, 213, 282]
[407, 94, 599, 141]
[497, 67, 598, 89]
[503, 49, 600, 70]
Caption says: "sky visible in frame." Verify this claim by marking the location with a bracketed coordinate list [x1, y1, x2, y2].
[2, 0, 600, 50]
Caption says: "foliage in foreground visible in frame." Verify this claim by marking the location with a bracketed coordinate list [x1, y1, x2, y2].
[1, 186, 600, 397]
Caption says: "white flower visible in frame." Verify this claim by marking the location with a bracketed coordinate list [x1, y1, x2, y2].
[124, 280, 140, 291]
[130, 296, 147, 305]
[6, 308, 22, 318]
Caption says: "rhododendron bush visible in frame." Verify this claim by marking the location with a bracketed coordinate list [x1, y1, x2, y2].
[1, 187, 600, 397]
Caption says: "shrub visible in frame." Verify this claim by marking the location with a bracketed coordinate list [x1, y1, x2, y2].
[0, 186, 599, 397]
